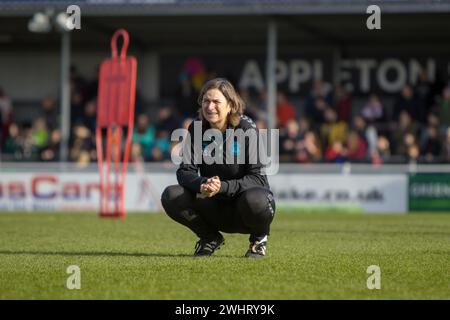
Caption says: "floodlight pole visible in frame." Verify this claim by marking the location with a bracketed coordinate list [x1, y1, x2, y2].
[59, 31, 71, 163]
[266, 19, 277, 130]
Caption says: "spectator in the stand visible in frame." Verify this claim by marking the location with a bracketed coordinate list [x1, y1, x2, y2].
[296, 131, 322, 163]
[177, 76, 200, 117]
[437, 86, 450, 126]
[400, 133, 419, 161]
[420, 126, 442, 163]
[70, 89, 85, 125]
[442, 127, 450, 162]
[132, 114, 155, 160]
[305, 80, 333, 124]
[70, 124, 94, 163]
[361, 94, 385, 123]
[18, 123, 38, 161]
[76, 99, 97, 133]
[372, 135, 391, 164]
[276, 91, 296, 128]
[320, 107, 347, 150]
[307, 97, 328, 126]
[31, 117, 49, 153]
[333, 84, 353, 123]
[152, 106, 179, 161]
[155, 106, 181, 134]
[4, 123, 21, 158]
[415, 70, 434, 122]
[392, 110, 419, 155]
[280, 119, 300, 162]
[393, 85, 420, 122]
[345, 130, 367, 162]
[407, 143, 420, 164]
[352, 115, 377, 157]
[41, 129, 61, 162]
[324, 141, 346, 163]
[298, 118, 311, 139]
[40, 97, 59, 130]
[130, 141, 145, 163]
[151, 130, 171, 162]
[418, 113, 441, 148]
[279, 119, 302, 162]
[176, 57, 207, 117]
[0, 87, 12, 147]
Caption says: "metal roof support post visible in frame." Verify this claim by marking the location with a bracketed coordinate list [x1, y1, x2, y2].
[59, 31, 71, 163]
[266, 19, 277, 130]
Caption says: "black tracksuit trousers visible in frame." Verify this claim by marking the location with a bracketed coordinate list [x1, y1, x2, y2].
[161, 185, 276, 242]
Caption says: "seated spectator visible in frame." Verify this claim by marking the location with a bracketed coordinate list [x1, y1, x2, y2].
[352, 115, 377, 157]
[4, 123, 21, 158]
[279, 119, 302, 162]
[371, 135, 391, 164]
[400, 133, 418, 160]
[437, 86, 450, 126]
[320, 108, 348, 150]
[333, 84, 353, 123]
[75, 150, 91, 168]
[442, 127, 450, 162]
[420, 126, 442, 163]
[407, 144, 420, 164]
[393, 85, 420, 122]
[305, 80, 333, 121]
[18, 123, 38, 161]
[276, 91, 296, 128]
[31, 117, 49, 152]
[130, 141, 145, 163]
[418, 112, 441, 148]
[132, 114, 155, 160]
[0, 87, 12, 147]
[298, 118, 311, 139]
[324, 141, 346, 163]
[41, 129, 61, 162]
[346, 130, 368, 162]
[155, 106, 181, 134]
[415, 70, 434, 121]
[392, 110, 419, 155]
[70, 124, 94, 163]
[296, 131, 322, 163]
[361, 94, 385, 123]
[308, 97, 328, 126]
[41, 97, 59, 130]
[76, 99, 97, 133]
[151, 130, 171, 162]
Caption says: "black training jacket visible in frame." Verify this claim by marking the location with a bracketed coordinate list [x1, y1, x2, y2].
[176, 115, 270, 198]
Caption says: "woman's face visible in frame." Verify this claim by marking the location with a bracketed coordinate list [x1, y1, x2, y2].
[201, 89, 231, 129]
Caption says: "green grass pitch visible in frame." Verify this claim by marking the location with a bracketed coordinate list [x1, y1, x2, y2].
[0, 211, 449, 299]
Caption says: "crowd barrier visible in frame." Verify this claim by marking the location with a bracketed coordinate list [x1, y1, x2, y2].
[0, 163, 449, 213]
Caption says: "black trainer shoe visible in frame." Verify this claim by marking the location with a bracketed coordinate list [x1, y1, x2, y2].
[245, 240, 267, 258]
[194, 234, 225, 257]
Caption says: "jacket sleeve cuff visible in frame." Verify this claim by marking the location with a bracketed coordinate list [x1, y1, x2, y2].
[219, 181, 229, 194]
[197, 177, 208, 193]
